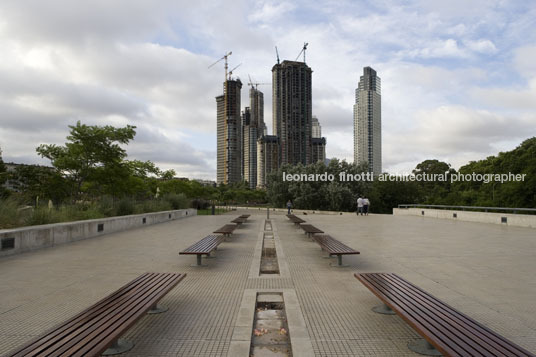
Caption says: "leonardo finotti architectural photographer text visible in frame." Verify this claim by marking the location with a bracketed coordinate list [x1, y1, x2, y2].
[282, 172, 527, 184]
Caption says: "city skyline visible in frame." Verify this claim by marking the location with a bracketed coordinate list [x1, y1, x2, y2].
[0, 1, 535, 180]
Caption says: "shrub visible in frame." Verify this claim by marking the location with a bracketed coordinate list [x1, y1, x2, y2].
[0, 196, 23, 228]
[190, 198, 210, 210]
[25, 207, 62, 226]
[116, 198, 135, 216]
[136, 199, 172, 214]
[164, 193, 188, 210]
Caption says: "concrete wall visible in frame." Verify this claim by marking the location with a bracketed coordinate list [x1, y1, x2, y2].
[0, 209, 196, 257]
[393, 208, 536, 229]
[221, 205, 353, 216]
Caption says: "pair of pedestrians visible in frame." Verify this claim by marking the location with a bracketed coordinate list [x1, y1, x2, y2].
[357, 196, 370, 215]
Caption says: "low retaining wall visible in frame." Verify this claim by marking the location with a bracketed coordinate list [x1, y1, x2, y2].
[393, 208, 536, 229]
[0, 208, 197, 257]
[220, 206, 353, 216]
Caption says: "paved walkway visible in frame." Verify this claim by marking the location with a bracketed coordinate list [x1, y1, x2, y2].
[1, 211, 535, 356]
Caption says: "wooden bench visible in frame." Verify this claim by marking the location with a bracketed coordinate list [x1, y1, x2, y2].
[231, 217, 247, 226]
[312, 234, 359, 266]
[179, 234, 225, 266]
[213, 224, 237, 238]
[300, 224, 324, 238]
[287, 215, 306, 225]
[355, 273, 535, 357]
[7, 272, 186, 356]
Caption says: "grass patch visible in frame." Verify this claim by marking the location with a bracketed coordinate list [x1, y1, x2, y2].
[197, 208, 227, 215]
[0, 196, 191, 229]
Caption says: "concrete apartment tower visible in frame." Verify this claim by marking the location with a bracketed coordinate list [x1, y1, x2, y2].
[354, 66, 381, 175]
[242, 87, 264, 189]
[311, 137, 326, 163]
[312, 116, 322, 138]
[257, 135, 279, 189]
[272, 60, 313, 166]
[311, 116, 326, 163]
[216, 79, 242, 184]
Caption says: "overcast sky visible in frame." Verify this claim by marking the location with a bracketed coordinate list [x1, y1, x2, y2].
[1, 0, 535, 179]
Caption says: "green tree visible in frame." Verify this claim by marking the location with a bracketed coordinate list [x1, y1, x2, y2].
[454, 137, 536, 207]
[266, 159, 369, 211]
[412, 159, 456, 203]
[13, 165, 71, 204]
[36, 121, 162, 199]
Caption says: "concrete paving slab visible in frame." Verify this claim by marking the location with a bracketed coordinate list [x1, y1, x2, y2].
[0, 210, 535, 356]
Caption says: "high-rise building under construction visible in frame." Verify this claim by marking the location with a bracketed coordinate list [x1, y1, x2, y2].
[242, 87, 264, 188]
[272, 60, 312, 166]
[216, 79, 242, 184]
[257, 135, 279, 189]
[354, 66, 381, 175]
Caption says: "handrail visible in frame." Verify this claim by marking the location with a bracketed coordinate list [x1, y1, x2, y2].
[397, 204, 536, 214]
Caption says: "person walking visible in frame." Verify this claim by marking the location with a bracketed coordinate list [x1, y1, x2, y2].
[286, 200, 293, 215]
[357, 196, 363, 216]
[363, 197, 370, 215]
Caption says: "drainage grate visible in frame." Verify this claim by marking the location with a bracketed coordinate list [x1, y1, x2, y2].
[421, 210, 425, 216]
[169, 214, 172, 219]
[1, 237, 15, 250]
[142, 217, 146, 224]
[260, 232, 279, 275]
[453, 213, 457, 218]
[501, 217, 507, 223]
[251, 293, 291, 356]
[98, 224, 104, 232]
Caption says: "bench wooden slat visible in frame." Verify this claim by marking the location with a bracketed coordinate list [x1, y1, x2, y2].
[355, 273, 535, 357]
[73, 273, 183, 356]
[362, 274, 489, 356]
[12, 273, 158, 357]
[300, 224, 323, 234]
[9, 272, 185, 357]
[180, 235, 224, 254]
[287, 215, 306, 224]
[213, 224, 237, 234]
[60, 273, 175, 356]
[377, 273, 527, 357]
[313, 235, 359, 255]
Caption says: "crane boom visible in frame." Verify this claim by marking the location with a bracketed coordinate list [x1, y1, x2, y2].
[208, 51, 232, 82]
[228, 63, 242, 80]
[295, 42, 308, 63]
[275, 46, 280, 64]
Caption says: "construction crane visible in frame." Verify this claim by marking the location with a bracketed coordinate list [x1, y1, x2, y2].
[275, 46, 280, 64]
[295, 42, 308, 63]
[208, 51, 232, 82]
[248, 74, 270, 90]
[208, 51, 234, 183]
[228, 63, 242, 80]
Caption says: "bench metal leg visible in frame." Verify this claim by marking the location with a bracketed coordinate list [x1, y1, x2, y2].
[330, 254, 348, 267]
[408, 339, 442, 356]
[148, 303, 169, 314]
[102, 338, 134, 355]
[372, 303, 396, 315]
[190, 254, 207, 267]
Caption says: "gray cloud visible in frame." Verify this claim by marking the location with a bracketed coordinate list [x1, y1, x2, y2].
[1, 0, 536, 180]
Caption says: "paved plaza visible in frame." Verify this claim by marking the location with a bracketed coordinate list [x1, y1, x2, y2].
[1, 211, 536, 356]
